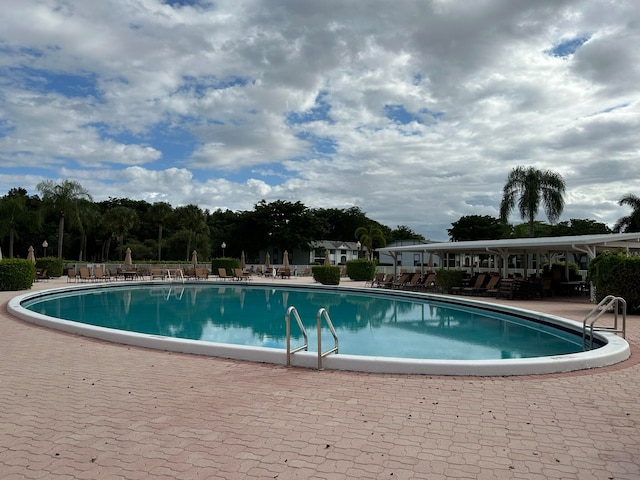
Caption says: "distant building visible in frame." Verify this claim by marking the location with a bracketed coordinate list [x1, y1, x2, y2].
[309, 240, 361, 265]
[377, 239, 441, 267]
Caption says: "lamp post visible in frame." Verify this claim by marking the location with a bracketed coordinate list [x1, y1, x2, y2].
[42, 240, 48, 257]
[221, 242, 226, 257]
[356, 241, 361, 259]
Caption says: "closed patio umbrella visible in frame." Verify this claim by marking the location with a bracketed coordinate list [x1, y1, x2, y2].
[27, 245, 36, 264]
[241, 251, 246, 270]
[191, 250, 198, 267]
[124, 247, 133, 268]
[265, 252, 270, 270]
[283, 250, 290, 269]
[324, 249, 330, 266]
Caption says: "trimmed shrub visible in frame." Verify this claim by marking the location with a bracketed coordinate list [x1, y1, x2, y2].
[212, 257, 241, 276]
[0, 259, 35, 291]
[345, 259, 376, 281]
[35, 257, 64, 278]
[588, 251, 640, 312]
[312, 265, 341, 285]
[435, 269, 465, 294]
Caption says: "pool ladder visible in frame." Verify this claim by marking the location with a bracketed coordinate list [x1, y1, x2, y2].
[285, 306, 339, 370]
[582, 295, 626, 349]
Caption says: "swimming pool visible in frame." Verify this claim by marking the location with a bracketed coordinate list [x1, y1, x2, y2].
[9, 282, 630, 376]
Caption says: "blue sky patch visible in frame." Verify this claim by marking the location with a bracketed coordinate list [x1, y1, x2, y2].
[6, 66, 100, 98]
[286, 91, 333, 124]
[547, 35, 591, 57]
[295, 131, 337, 155]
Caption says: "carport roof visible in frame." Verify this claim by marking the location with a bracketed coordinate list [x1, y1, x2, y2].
[377, 232, 640, 258]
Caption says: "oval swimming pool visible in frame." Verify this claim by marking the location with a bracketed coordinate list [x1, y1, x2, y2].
[9, 282, 630, 376]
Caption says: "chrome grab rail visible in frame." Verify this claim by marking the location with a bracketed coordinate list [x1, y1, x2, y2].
[317, 308, 339, 370]
[167, 268, 185, 284]
[285, 306, 308, 366]
[582, 295, 626, 349]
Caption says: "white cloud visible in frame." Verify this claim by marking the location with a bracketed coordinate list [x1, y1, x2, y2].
[1, 0, 640, 240]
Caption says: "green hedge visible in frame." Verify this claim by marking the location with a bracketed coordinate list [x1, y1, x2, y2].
[435, 269, 465, 294]
[588, 251, 640, 312]
[345, 259, 376, 281]
[312, 265, 341, 285]
[35, 257, 64, 277]
[212, 257, 241, 276]
[0, 259, 35, 291]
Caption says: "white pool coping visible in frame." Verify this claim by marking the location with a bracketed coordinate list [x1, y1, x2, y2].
[8, 282, 631, 376]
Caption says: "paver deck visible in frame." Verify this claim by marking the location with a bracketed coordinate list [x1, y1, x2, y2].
[1, 277, 639, 479]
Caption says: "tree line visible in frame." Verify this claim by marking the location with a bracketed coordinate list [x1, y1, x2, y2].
[0, 181, 423, 262]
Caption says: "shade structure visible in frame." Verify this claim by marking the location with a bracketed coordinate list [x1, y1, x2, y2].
[27, 246, 36, 264]
[191, 250, 198, 266]
[124, 248, 133, 267]
[265, 252, 270, 269]
[324, 249, 331, 266]
[240, 251, 246, 270]
[283, 250, 290, 269]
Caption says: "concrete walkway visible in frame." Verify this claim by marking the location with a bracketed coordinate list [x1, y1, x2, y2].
[1, 277, 639, 479]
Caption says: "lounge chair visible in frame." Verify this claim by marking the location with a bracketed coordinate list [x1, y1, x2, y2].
[195, 268, 209, 280]
[67, 269, 77, 283]
[402, 272, 423, 290]
[462, 273, 487, 295]
[79, 267, 94, 282]
[218, 268, 233, 281]
[391, 272, 412, 289]
[93, 266, 109, 282]
[420, 272, 437, 292]
[367, 272, 385, 288]
[233, 268, 250, 281]
[378, 274, 395, 288]
[477, 274, 501, 296]
[277, 268, 291, 279]
[35, 269, 48, 282]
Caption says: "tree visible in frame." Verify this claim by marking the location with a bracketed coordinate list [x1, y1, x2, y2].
[0, 191, 27, 258]
[447, 215, 511, 241]
[613, 194, 640, 233]
[36, 180, 92, 258]
[175, 204, 208, 261]
[499, 166, 566, 237]
[390, 225, 425, 242]
[147, 202, 174, 261]
[355, 224, 387, 259]
[103, 206, 139, 261]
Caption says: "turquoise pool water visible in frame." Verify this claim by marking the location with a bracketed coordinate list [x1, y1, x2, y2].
[22, 284, 588, 360]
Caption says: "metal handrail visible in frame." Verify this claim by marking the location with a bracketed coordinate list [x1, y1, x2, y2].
[285, 306, 308, 367]
[167, 268, 185, 284]
[317, 308, 339, 370]
[582, 295, 626, 349]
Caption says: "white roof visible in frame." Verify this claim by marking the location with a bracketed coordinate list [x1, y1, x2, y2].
[377, 232, 640, 258]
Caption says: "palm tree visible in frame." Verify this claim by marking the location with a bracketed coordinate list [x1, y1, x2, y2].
[37, 180, 92, 258]
[613, 194, 640, 233]
[355, 225, 387, 259]
[148, 201, 174, 261]
[175, 204, 208, 261]
[103, 206, 139, 261]
[0, 193, 27, 258]
[499, 166, 566, 237]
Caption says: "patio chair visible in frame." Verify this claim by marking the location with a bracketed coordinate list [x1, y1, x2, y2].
[93, 266, 109, 282]
[420, 272, 437, 292]
[477, 274, 501, 296]
[195, 268, 209, 280]
[79, 267, 94, 282]
[461, 273, 487, 295]
[67, 269, 77, 283]
[366, 272, 385, 287]
[218, 268, 233, 281]
[233, 268, 250, 281]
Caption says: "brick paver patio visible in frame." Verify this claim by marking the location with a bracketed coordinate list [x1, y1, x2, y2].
[1, 277, 639, 479]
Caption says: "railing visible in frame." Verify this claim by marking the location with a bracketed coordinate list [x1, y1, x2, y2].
[285, 306, 308, 367]
[167, 268, 185, 284]
[582, 295, 626, 349]
[317, 308, 339, 370]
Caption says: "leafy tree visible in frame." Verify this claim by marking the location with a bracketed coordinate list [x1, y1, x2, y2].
[613, 194, 640, 233]
[355, 224, 387, 259]
[74, 199, 101, 261]
[551, 218, 611, 236]
[36, 180, 92, 258]
[447, 215, 511, 241]
[390, 225, 425, 242]
[0, 191, 28, 258]
[147, 202, 174, 261]
[175, 204, 208, 261]
[499, 166, 566, 237]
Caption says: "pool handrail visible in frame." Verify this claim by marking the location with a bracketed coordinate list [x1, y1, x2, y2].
[317, 308, 339, 371]
[285, 306, 308, 366]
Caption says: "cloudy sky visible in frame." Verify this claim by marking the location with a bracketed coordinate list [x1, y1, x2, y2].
[1, 0, 639, 240]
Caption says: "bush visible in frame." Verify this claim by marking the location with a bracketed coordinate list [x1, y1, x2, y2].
[435, 269, 465, 294]
[212, 257, 240, 276]
[35, 257, 64, 278]
[588, 251, 640, 312]
[312, 265, 341, 285]
[0, 259, 35, 291]
[345, 259, 376, 281]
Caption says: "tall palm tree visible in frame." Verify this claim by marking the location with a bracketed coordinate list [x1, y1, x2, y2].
[37, 180, 92, 258]
[499, 166, 566, 237]
[148, 201, 174, 261]
[355, 225, 387, 259]
[613, 194, 640, 233]
[175, 204, 208, 261]
[103, 206, 139, 261]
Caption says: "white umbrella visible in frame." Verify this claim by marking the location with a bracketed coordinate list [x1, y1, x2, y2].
[191, 250, 198, 267]
[324, 249, 331, 266]
[27, 245, 36, 264]
[283, 250, 290, 269]
[124, 247, 133, 267]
